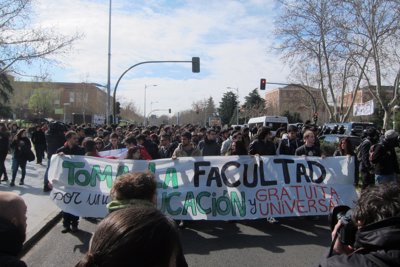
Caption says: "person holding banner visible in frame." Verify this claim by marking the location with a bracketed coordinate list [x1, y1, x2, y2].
[295, 130, 321, 157]
[172, 131, 202, 159]
[56, 130, 85, 233]
[248, 126, 276, 156]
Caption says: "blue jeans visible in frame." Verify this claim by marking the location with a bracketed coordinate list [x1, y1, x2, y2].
[11, 157, 27, 183]
[375, 174, 397, 184]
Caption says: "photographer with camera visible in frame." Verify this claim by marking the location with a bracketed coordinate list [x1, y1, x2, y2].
[369, 130, 399, 184]
[321, 183, 400, 267]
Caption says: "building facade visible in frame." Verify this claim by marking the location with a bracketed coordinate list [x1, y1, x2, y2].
[9, 78, 108, 124]
[264, 85, 329, 123]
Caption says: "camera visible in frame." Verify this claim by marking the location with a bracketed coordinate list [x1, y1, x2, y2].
[330, 205, 358, 247]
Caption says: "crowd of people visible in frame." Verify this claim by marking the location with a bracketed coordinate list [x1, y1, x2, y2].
[1, 119, 399, 191]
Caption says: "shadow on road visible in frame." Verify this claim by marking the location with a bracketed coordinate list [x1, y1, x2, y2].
[181, 217, 330, 255]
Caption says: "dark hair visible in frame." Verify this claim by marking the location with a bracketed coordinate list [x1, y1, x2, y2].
[136, 134, 146, 142]
[110, 133, 119, 140]
[352, 183, 400, 226]
[256, 126, 271, 141]
[110, 172, 156, 202]
[287, 125, 298, 132]
[338, 137, 354, 155]
[181, 131, 192, 139]
[76, 206, 181, 267]
[124, 135, 137, 145]
[84, 139, 97, 154]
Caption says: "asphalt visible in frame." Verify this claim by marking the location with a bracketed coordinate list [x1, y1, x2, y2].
[0, 154, 61, 253]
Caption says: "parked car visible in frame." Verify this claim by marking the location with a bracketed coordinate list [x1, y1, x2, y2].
[319, 134, 362, 147]
[322, 122, 376, 136]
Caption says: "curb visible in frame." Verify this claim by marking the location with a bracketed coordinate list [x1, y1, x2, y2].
[20, 211, 62, 257]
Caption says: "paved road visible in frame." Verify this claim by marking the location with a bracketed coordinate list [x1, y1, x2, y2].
[22, 216, 331, 267]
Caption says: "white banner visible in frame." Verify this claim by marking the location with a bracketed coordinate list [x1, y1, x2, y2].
[353, 99, 374, 116]
[49, 155, 358, 220]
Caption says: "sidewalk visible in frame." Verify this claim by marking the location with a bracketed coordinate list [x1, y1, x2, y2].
[0, 154, 61, 248]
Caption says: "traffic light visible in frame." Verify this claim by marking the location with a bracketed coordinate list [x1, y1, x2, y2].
[115, 101, 121, 115]
[260, 78, 266, 90]
[192, 57, 200, 73]
[168, 108, 171, 114]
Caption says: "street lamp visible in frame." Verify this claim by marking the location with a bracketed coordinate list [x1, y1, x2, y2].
[393, 105, 400, 130]
[227, 87, 239, 125]
[144, 84, 157, 126]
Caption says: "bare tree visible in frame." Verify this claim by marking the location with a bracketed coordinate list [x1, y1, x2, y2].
[275, 0, 372, 122]
[344, 0, 400, 129]
[0, 0, 80, 75]
[119, 101, 142, 123]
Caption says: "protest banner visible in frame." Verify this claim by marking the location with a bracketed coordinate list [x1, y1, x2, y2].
[49, 155, 358, 220]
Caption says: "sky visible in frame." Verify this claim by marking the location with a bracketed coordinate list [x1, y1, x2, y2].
[23, 0, 290, 116]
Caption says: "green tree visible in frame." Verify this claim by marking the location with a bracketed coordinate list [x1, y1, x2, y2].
[244, 89, 265, 110]
[218, 91, 238, 125]
[0, 72, 13, 117]
[28, 88, 56, 116]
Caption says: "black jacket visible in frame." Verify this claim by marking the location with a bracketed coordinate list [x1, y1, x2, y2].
[198, 138, 221, 156]
[0, 217, 27, 267]
[10, 137, 31, 161]
[0, 132, 10, 154]
[359, 138, 373, 173]
[249, 139, 276, 156]
[56, 144, 85, 156]
[277, 138, 303, 155]
[370, 140, 400, 175]
[46, 131, 66, 158]
[295, 144, 321, 157]
[31, 130, 46, 147]
[320, 217, 400, 267]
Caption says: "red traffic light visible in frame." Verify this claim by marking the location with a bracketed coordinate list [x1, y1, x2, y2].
[260, 78, 266, 90]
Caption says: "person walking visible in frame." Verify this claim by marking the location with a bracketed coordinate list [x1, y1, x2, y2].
[31, 125, 47, 165]
[10, 129, 32, 187]
[56, 130, 85, 233]
[0, 123, 10, 183]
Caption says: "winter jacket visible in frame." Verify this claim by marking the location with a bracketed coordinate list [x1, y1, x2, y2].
[276, 137, 302, 155]
[10, 137, 31, 161]
[249, 139, 276, 156]
[0, 217, 27, 267]
[172, 143, 202, 158]
[198, 137, 220, 156]
[56, 144, 85, 156]
[359, 138, 373, 173]
[320, 217, 400, 267]
[31, 130, 46, 148]
[0, 132, 10, 154]
[46, 131, 66, 158]
[295, 144, 321, 157]
[370, 140, 400, 175]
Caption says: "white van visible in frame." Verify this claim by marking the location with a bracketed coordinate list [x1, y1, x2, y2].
[247, 116, 289, 136]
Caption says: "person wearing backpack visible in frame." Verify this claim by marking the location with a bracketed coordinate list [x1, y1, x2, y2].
[358, 128, 379, 189]
[370, 130, 400, 184]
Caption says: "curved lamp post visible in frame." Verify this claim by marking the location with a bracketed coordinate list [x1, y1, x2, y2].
[112, 57, 200, 123]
